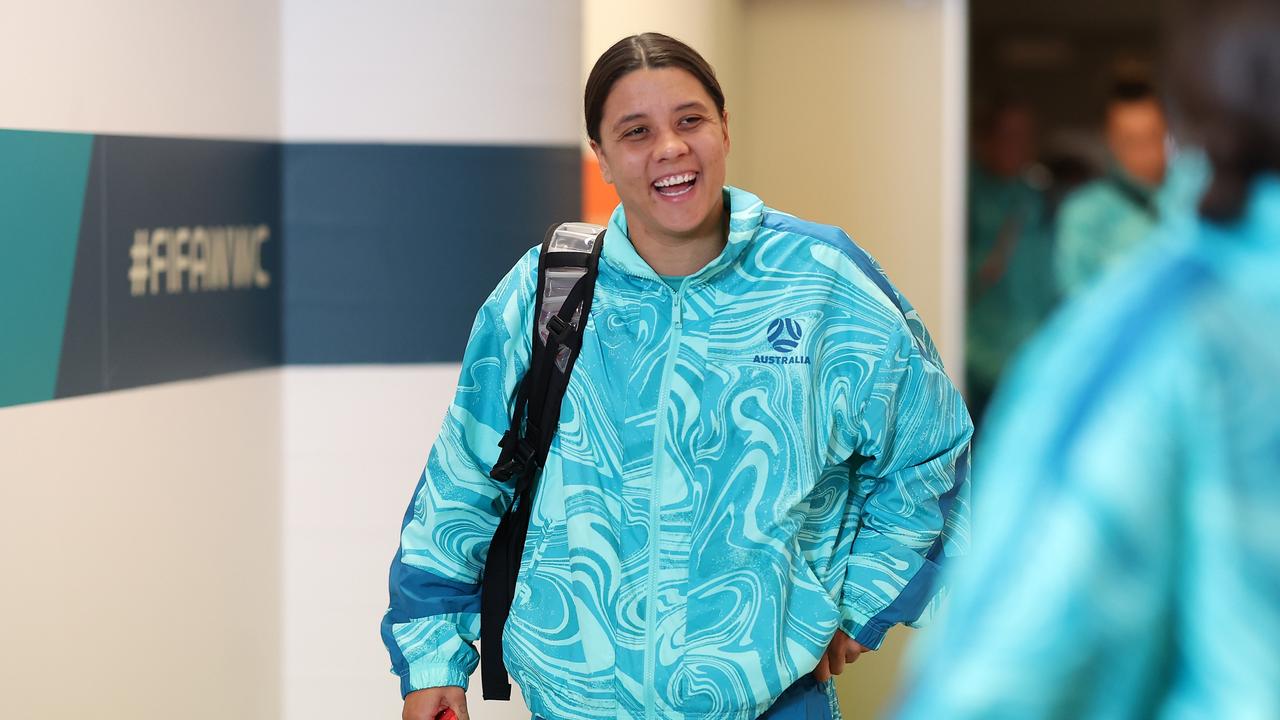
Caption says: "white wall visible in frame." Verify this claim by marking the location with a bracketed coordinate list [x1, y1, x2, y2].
[0, 370, 283, 719]
[0, 0, 280, 139]
[282, 365, 534, 719]
[281, 0, 581, 145]
[280, 3, 581, 718]
[1, 3, 284, 718]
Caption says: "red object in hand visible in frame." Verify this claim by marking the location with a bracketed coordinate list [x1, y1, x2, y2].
[436, 710, 457, 720]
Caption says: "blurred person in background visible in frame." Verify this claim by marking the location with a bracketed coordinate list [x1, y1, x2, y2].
[1055, 81, 1172, 295]
[892, 0, 1280, 717]
[966, 101, 1058, 425]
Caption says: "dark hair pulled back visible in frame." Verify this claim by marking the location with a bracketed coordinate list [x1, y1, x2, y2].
[584, 32, 725, 145]
[1169, 0, 1280, 221]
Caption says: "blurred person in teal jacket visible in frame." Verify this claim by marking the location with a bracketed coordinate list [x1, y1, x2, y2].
[967, 102, 1057, 423]
[893, 0, 1280, 717]
[1055, 81, 1173, 295]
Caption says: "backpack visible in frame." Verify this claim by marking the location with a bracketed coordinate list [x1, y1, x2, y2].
[481, 221, 605, 700]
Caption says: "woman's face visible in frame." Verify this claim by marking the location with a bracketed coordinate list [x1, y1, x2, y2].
[590, 67, 730, 243]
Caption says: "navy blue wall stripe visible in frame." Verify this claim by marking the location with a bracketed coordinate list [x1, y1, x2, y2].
[103, 136, 282, 390]
[282, 143, 580, 364]
[53, 135, 282, 400]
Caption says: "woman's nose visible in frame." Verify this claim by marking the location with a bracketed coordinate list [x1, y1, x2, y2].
[654, 130, 689, 161]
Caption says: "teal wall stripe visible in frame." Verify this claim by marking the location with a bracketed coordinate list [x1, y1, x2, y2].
[0, 130, 94, 408]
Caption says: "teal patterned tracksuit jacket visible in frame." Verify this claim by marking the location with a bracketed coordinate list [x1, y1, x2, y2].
[382, 186, 973, 719]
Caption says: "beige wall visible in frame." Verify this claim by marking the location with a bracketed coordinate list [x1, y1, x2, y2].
[738, 0, 966, 371]
[0, 371, 283, 719]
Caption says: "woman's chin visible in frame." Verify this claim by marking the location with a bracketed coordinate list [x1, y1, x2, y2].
[648, 194, 721, 237]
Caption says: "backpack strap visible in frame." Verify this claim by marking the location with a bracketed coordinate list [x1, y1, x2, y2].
[480, 222, 605, 701]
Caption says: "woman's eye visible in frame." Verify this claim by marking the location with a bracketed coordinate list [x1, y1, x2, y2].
[679, 116, 704, 128]
[623, 126, 648, 139]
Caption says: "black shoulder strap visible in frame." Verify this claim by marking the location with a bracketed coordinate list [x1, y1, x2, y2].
[480, 222, 604, 701]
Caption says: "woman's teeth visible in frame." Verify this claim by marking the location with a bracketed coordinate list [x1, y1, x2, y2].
[654, 172, 698, 196]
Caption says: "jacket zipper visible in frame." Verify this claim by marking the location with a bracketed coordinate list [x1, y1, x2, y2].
[644, 283, 683, 719]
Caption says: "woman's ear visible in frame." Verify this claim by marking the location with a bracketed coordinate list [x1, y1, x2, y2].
[721, 110, 731, 155]
[589, 140, 614, 184]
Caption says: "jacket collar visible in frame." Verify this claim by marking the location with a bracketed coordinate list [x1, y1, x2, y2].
[601, 185, 765, 284]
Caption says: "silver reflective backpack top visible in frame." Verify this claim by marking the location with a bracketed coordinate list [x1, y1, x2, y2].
[538, 222, 604, 370]
[538, 222, 603, 343]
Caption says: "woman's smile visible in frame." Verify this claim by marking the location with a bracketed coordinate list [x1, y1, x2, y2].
[652, 170, 699, 199]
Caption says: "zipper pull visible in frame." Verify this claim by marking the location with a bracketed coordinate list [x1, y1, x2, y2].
[673, 292, 683, 329]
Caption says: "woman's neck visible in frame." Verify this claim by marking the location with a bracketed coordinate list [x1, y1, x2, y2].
[628, 206, 728, 277]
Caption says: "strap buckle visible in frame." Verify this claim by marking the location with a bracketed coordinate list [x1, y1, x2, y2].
[489, 431, 537, 482]
[544, 314, 573, 345]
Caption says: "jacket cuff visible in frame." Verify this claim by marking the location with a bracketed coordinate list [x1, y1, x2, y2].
[400, 663, 471, 699]
[840, 609, 890, 651]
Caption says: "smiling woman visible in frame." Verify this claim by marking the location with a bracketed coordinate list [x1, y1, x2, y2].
[385, 32, 973, 720]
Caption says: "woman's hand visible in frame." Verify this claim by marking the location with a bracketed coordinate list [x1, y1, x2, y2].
[403, 686, 468, 720]
[813, 629, 870, 682]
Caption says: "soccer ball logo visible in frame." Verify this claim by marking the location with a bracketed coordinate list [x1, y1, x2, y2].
[767, 318, 802, 353]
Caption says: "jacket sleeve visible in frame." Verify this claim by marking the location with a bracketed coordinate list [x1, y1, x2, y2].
[838, 324, 973, 650]
[891, 311, 1192, 719]
[381, 248, 537, 697]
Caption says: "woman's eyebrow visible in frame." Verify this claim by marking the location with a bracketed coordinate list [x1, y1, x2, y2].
[614, 112, 649, 129]
[613, 101, 710, 131]
[673, 101, 709, 113]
